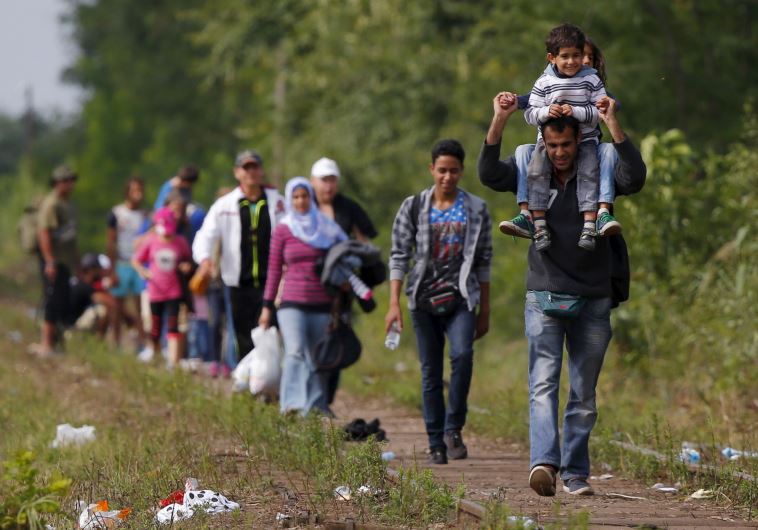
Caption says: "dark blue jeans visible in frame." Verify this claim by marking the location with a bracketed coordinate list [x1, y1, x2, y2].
[411, 305, 476, 449]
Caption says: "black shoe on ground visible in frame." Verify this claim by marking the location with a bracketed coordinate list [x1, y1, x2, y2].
[444, 430, 468, 460]
[427, 446, 448, 465]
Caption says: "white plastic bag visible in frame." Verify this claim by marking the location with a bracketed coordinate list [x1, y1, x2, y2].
[231, 350, 254, 391]
[51, 424, 96, 448]
[247, 326, 282, 397]
[77, 501, 130, 529]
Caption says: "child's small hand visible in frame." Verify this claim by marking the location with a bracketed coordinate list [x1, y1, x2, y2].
[548, 104, 563, 118]
[560, 104, 573, 116]
[595, 96, 610, 112]
[139, 269, 151, 280]
[493, 91, 518, 118]
[178, 262, 193, 274]
[499, 92, 516, 108]
[596, 96, 617, 123]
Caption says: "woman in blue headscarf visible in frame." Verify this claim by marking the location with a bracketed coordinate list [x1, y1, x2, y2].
[259, 177, 347, 414]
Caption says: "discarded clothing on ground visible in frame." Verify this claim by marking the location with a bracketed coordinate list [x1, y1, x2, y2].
[155, 487, 240, 524]
[343, 418, 387, 442]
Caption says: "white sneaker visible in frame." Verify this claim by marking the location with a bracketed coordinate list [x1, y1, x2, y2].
[178, 358, 202, 373]
[137, 347, 155, 363]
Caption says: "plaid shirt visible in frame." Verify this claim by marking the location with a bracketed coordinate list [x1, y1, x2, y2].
[389, 186, 492, 311]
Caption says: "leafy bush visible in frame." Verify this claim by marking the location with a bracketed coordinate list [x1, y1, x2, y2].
[0, 451, 71, 530]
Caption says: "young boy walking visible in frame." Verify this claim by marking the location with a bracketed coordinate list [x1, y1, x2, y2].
[385, 139, 492, 464]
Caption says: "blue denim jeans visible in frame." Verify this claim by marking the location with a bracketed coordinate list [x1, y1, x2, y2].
[411, 305, 476, 449]
[188, 317, 212, 361]
[597, 142, 618, 204]
[277, 307, 331, 415]
[221, 285, 239, 369]
[515, 144, 536, 204]
[515, 142, 618, 207]
[524, 291, 612, 480]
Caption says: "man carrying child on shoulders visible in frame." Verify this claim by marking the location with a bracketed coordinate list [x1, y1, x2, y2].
[478, 81, 645, 496]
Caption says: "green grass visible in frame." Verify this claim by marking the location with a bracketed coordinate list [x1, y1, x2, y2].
[0, 303, 485, 528]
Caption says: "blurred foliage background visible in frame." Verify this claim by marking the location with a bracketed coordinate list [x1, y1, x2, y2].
[1, 0, 755, 445]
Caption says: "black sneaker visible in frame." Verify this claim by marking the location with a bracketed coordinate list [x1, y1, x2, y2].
[427, 446, 448, 465]
[533, 227, 551, 251]
[577, 225, 597, 251]
[562, 478, 594, 495]
[444, 430, 468, 460]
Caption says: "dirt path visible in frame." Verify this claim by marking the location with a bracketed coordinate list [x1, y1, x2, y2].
[332, 394, 756, 529]
[3, 292, 754, 529]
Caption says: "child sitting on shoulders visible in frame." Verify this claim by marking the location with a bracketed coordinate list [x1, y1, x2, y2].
[499, 23, 622, 251]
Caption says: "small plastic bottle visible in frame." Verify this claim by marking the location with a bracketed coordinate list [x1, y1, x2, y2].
[384, 322, 401, 350]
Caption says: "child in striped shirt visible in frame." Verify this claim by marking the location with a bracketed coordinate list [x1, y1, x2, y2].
[499, 23, 621, 251]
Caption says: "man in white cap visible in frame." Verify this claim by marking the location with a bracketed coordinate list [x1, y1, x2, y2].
[310, 157, 378, 242]
[310, 157, 379, 406]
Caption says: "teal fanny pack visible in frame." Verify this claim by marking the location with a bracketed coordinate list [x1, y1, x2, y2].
[534, 291, 586, 318]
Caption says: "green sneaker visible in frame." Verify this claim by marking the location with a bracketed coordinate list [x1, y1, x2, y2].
[597, 211, 622, 236]
[499, 213, 534, 239]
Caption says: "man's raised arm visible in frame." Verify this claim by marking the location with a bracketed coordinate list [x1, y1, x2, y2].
[597, 96, 647, 197]
[478, 92, 520, 193]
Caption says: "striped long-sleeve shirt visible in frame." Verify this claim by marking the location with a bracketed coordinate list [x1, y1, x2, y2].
[263, 224, 332, 308]
[524, 64, 606, 142]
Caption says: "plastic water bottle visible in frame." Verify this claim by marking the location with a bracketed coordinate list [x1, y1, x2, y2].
[384, 322, 400, 350]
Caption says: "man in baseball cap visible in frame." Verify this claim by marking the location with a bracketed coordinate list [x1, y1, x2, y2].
[30, 164, 79, 356]
[234, 149, 263, 168]
[193, 149, 285, 373]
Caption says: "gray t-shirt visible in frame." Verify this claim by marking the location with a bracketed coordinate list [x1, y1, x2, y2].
[108, 204, 148, 261]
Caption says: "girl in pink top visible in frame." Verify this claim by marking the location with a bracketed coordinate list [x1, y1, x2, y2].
[132, 207, 192, 368]
[259, 177, 346, 414]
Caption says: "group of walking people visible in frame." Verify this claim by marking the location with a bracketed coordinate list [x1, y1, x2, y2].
[31, 23, 646, 497]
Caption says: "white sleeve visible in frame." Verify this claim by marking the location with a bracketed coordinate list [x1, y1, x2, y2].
[524, 78, 549, 126]
[192, 200, 221, 264]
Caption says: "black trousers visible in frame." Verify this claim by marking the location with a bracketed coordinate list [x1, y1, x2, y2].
[40, 262, 71, 325]
[229, 284, 265, 358]
[149, 299, 180, 340]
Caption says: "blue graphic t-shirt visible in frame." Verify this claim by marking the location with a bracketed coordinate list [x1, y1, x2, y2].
[420, 191, 467, 294]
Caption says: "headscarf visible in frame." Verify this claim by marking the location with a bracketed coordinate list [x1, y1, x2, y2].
[280, 176, 347, 249]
